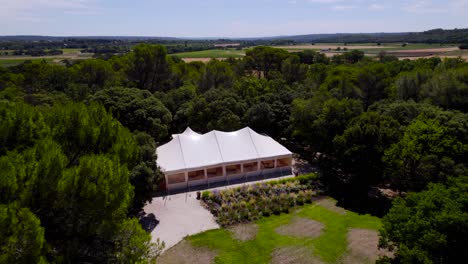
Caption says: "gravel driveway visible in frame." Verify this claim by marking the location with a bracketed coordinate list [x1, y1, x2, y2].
[143, 191, 219, 251]
[144, 174, 296, 251]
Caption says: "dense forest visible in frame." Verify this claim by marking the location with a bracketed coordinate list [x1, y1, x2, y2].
[1, 44, 467, 263]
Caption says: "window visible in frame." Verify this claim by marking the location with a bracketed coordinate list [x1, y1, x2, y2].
[276, 157, 292, 167]
[167, 173, 185, 184]
[207, 167, 223, 178]
[188, 170, 205, 181]
[261, 160, 275, 169]
[226, 164, 241, 175]
[243, 162, 258, 172]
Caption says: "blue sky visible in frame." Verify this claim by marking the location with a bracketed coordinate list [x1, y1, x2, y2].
[1, 0, 467, 37]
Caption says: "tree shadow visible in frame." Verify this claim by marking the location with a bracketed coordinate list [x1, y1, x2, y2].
[139, 213, 159, 232]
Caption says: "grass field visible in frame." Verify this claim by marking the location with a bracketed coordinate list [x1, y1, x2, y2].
[0, 48, 92, 67]
[0, 58, 53, 67]
[172, 49, 245, 58]
[159, 198, 385, 264]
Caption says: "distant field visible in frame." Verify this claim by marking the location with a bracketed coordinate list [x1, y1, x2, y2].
[0, 58, 53, 67]
[276, 44, 398, 51]
[172, 49, 245, 58]
[274, 43, 457, 52]
[60, 48, 83, 54]
[266, 43, 463, 61]
[0, 49, 93, 66]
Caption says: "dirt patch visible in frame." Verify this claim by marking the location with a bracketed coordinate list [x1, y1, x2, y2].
[315, 198, 346, 215]
[228, 223, 259, 241]
[275, 217, 324, 238]
[182, 58, 227, 63]
[271, 246, 324, 264]
[390, 47, 459, 53]
[339, 228, 393, 264]
[158, 240, 216, 264]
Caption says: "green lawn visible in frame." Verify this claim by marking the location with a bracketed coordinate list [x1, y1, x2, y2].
[186, 198, 381, 264]
[172, 49, 245, 58]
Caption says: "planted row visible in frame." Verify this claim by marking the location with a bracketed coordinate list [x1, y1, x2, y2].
[201, 174, 318, 226]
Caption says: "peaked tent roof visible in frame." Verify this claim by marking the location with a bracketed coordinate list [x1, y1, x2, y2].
[171, 127, 201, 138]
[157, 127, 292, 174]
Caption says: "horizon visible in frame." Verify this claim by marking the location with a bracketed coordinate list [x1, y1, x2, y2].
[1, 0, 467, 37]
[0, 28, 462, 39]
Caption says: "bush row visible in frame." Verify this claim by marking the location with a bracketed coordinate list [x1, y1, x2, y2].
[201, 173, 318, 226]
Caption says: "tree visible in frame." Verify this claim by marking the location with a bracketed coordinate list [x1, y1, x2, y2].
[420, 68, 468, 112]
[244, 102, 276, 135]
[378, 51, 399, 63]
[357, 64, 391, 109]
[281, 55, 307, 84]
[0, 101, 154, 262]
[90, 87, 172, 141]
[45, 102, 140, 167]
[126, 44, 172, 91]
[49, 155, 133, 262]
[383, 116, 466, 191]
[130, 131, 164, 211]
[70, 59, 116, 92]
[379, 176, 468, 264]
[0, 101, 49, 155]
[291, 97, 363, 154]
[333, 112, 400, 188]
[0, 204, 47, 264]
[394, 70, 431, 101]
[198, 59, 234, 92]
[244, 46, 289, 79]
[343, 50, 365, 63]
[319, 66, 362, 100]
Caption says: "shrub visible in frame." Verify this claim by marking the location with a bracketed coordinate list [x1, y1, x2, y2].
[201, 191, 210, 200]
[459, 43, 468, 49]
[297, 191, 305, 205]
[201, 175, 318, 226]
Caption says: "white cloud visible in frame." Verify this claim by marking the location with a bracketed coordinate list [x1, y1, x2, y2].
[332, 5, 357, 10]
[402, 0, 447, 13]
[369, 3, 384, 10]
[0, 0, 99, 23]
[402, 0, 468, 14]
[307, 0, 344, 3]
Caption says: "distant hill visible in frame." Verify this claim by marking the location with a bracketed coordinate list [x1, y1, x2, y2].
[0, 35, 181, 41]
[0, 28, 466, 44]
[270, 28, 468, 43]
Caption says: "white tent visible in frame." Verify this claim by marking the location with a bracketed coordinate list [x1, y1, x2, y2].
[157, 127, 293, 190]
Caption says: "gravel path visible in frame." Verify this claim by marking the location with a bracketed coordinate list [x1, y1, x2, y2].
[144, 191, 219, 251]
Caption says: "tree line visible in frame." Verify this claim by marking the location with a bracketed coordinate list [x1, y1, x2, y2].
[1, 44, 467, 263]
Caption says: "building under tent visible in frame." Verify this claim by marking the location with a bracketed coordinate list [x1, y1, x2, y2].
[156, 127, 293, 191]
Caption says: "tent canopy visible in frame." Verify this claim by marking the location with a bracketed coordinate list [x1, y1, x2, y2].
[157, 127, 292, 174]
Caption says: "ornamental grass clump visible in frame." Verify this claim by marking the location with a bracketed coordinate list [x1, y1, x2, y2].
[201, 174, 318, 226]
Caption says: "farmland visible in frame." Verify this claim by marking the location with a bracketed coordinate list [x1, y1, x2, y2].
[1, 43, 465, 65]
[0, 48, 93, 66]
[172, 49, 245, 58]
[169, 43, 465, 62]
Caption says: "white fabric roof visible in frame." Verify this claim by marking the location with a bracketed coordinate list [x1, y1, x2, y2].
[171, 127, 200, 138]
[156, 127, 292, 174]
